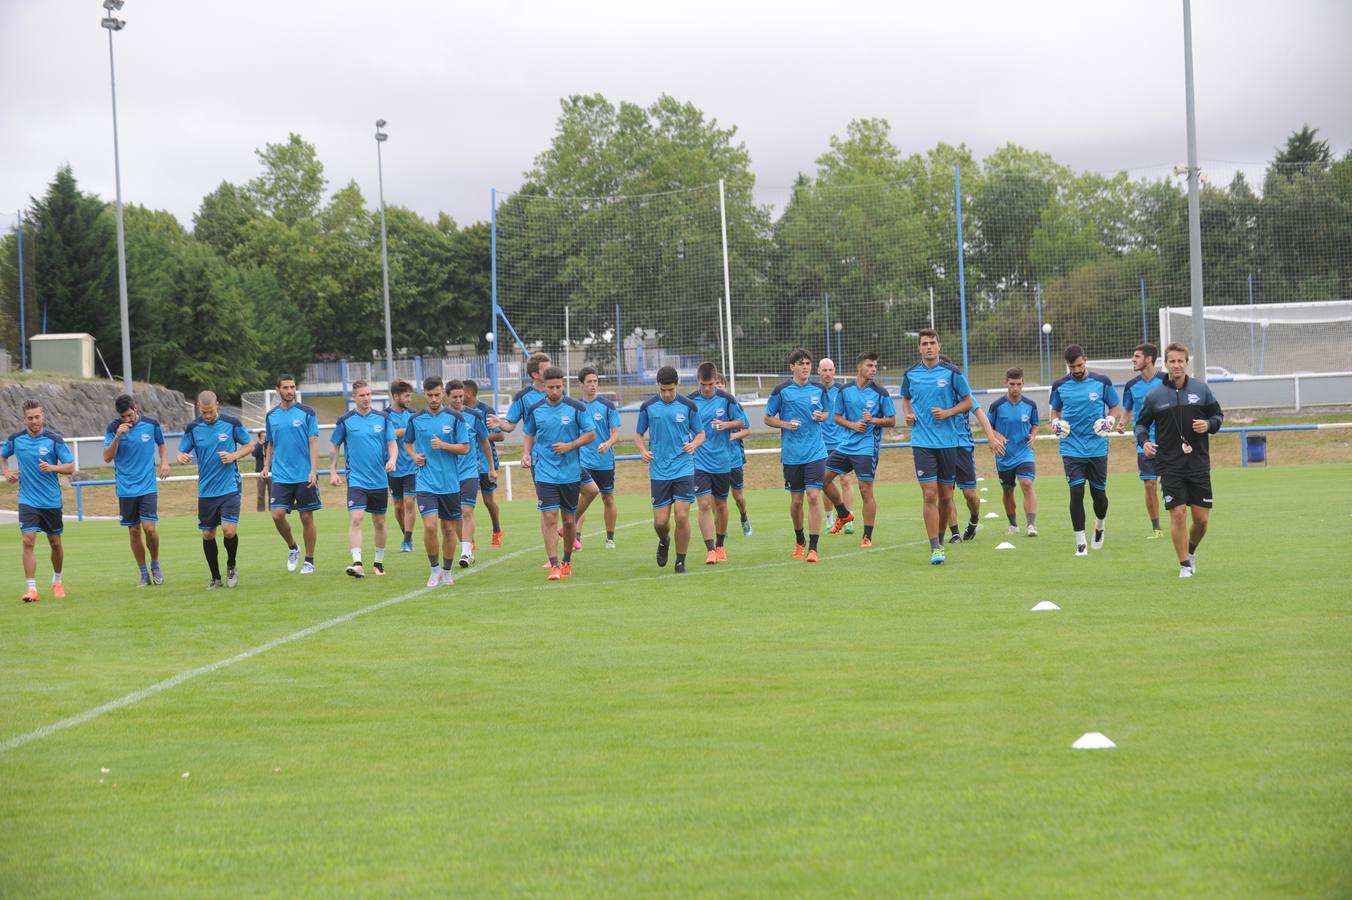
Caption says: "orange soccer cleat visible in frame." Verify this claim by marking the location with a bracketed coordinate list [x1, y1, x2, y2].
[805, 549, 819, 563]
[560, 562, 572, 578]
[22, 588, 39, 604]
[51, 583, 66, 599]
[714, 546, 727, 563]
[792, 544, 806, 560]
[705, 549, 718, 565]
[829, 512, 854, 535]
[491, 531, 503, 548]
[547, 566, 562, 581]
[860, 535, 873, 548]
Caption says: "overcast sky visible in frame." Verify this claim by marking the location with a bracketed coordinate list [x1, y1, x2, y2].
[2, 0, 1349, 229]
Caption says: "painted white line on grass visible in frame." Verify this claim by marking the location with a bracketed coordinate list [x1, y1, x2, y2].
[0, 519, 653, 755]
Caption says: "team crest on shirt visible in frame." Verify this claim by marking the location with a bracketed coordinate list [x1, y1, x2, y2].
[937, 378, 948, 388]
[217, 433, 229, 442]
[593, 412, 603, 421]
[866, 399, 875, 409]
[675, 413, 686, 422]
[141, 433, 151, 441]
[291, 419, 302, 427]
[1020, 414, 1029, 423]
[1187, 393, 1200, 403]
[38, 446, 49, 456]
[441, 425, 452, 434]
[716, 407, 725, 417]
[373, 423, 383, 433]
[810, 397, 820, 405]
[1089, 392, 1099, 401]
[561, 415, 572, 425]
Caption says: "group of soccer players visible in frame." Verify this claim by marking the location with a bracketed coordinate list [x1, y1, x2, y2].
[3, 331, 1223, 601]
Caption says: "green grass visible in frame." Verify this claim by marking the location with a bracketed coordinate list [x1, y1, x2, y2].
[2, 465, 1350, 896]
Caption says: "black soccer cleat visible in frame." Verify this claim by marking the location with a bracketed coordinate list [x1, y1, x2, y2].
[673, 560, 686, 574]
[656, 539, 670, 568]
[963, 522, 978, 542]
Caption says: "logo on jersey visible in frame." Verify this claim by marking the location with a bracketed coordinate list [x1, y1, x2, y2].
[866, 399, 875, 409]
[441, 425, 452, 434]
[217, 433, 229, 442]
[373, 423, 383, 433]
[141, 433, 151, 442]
[810, 397, 820, 405]
[593, 413, 603, 421]
[561, 415, 572, 425]
[1187, 393, 1200, 403]
[1089, 392, 1099, 401]
[937, 378, 948, 388]
[675, 414, 686, 423]
[1020, 414, 1029, 423]
[38, 446, 49, 456]
[291, 419, 302, 427]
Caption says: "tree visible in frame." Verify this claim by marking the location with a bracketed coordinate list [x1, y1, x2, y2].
[246, 134, 326, 227]
[193, 181, 260, 258]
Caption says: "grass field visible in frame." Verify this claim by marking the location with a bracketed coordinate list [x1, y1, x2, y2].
[2, 463, 1350, 896]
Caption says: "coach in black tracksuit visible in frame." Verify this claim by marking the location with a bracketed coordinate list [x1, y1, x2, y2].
[1133, 342, 1224, 578]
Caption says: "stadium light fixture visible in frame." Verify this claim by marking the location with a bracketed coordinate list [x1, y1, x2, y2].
[102, 0, 132, 391]
[374, 119, 394, 389]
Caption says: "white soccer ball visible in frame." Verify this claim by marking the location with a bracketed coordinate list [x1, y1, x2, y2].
[1093, 417, 1115, 437]
[1051, 418, 1071, 438]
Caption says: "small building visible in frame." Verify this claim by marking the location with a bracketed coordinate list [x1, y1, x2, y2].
[30, 333, 96, 378]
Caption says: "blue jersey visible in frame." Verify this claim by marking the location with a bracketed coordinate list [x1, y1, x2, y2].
[820, 383, 843, 451]
[506, 385, 547, 425]
[636, 394, 699, 480]
[474, 400, 501, 473]
[732, 436, 746, 467]
[265, 403, 320, 483]
[987, 396, 1040, 470]
[688, 389, 746, 474]
[523, 397, 592, 485]
[834, 380, 896, 459]
[1122, 372, 1162, 454]
[2, 429, 73, 508]
[331, 409, 394, 491]
[104, 416, 164, 497]
[407, 409, 469, 495]
[899, 361, 972, 449]
[385, 406, 420, 477]
[955, 395, 982, 450]
[179, 415, 252, 498]
[579, 396, 622, 472]
[456, 405, 490, 482]
[765, 379, 831, 465]
[1049, 372, 1120, 458]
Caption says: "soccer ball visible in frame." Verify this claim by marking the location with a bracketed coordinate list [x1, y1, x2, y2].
[1093, 417, 1116, 437]
[1051, 418, 1071, 438]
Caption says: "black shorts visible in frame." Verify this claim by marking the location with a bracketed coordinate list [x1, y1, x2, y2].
[1136, 453, 1159, 481]
[18, 504, 63, 536]
[459, 476, 479, 508]
[536, 481, 581, 513]
[650, 476, 696, 509]
[388, 473, 418, 500]
[729, 466, 745, 491]
[1062, 456, 1108, 490]
[478, 472, 498, 495]
[912, 447, 957, 485]
[583, 467, 615, 494]
[118, 493, 159, 527]
[694, 469, 731, 500]
[997, 462, 1036, 489]
[417, 491, 462, 522]
[782, 459, 826, 494]
[955, 447, 977, 489]
[198, 493, 241, 532]
[270, 481, 322, 513]
[346, 486, 388, 515]
[826, 450, 876, 482]
[1161, 472, 1213, 510]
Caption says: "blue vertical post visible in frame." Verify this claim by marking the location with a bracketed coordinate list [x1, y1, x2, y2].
[414, 355, 423, 386]
[823, 291, 831, 360]
[1140, 277, 1148, 345]
[954, 165, 970, 374]
[614, 303, 623, 405]
[16, 211, 27, 369]
[489, 188, 499, 409]
[836, 325, 843, 364]
[1248, 272, 1255, 374]
[340, 359, 349, 394]
[1035, 282, 1045, 384]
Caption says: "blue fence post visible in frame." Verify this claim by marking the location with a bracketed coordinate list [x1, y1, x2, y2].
[339, 359, 349, 394]
[16, 211, 27, 370]
[76, 483, 84, 521]
[1240, 428, 1248, 468]
[954, 165, 970, 375]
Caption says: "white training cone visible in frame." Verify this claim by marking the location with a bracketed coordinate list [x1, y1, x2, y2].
[976, 476, 985, 482]
[995, 541, 1016, 550]
[1072, 732, 1116, 750]
[1031, 601, 1059, 611]
[984, 512, 1000, 519]
[980, 487, 989, 493]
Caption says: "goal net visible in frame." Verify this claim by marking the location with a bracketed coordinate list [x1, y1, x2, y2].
[1159, 300, 1352, 376]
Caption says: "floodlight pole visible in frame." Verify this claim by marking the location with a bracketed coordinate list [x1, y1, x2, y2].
[718, 179, 736, 394]
[103, 2, 133, 392]
[1182, 0, 1207, 380]
[375, 120, 395, 390]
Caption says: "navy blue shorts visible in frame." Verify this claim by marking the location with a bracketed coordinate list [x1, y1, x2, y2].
[955, 447, 977, 490]
[694, 469, 731, 500]
[459, 476, 479, 508]
[650, 476, 696, 509]
[118, 493, 159, 527]
[346, 486, 389, 515]
[417, 491, 462, 522]
[729, 466, 745, 491]
[198, 493, 241, 532]
[18, 504, 63, 536]
[583, 467, 615, 494]
[388, 473, 418, 500]
[912, 447, 957, 485]
[998, 462, 1037, 488]
[478, 472, 498, 495]
[1063, 456, 1109, 490]
[826, 450, 876, 482]
[782, 459, 826, 494]
[1136, 453, 1159, 481]
[536, 481, 581, 513]
[271, 481, 322, 513]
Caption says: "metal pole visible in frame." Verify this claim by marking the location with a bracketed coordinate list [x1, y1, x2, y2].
[564, 305, 571, 390]
[490, 188, 499, 408]
[717, 179, 736, 391]
[16, 212, 26, 370]
[928, 286, 935, 330]
[1183, 0, 1207, 381]
[1248, 272, 1255, 373]
[105, 14, 132, 392]
[614, 303, 623, 405]
[724, 291, 737, 395]
[1140, 276, 1148, 345]
[1035, 282, 1044, 384]
[375, 121, 395, 390]
[823, 291, 831, 359]
[954, 164, 970, 374]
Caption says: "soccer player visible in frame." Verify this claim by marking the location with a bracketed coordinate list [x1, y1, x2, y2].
[764, 348, 831, 562]
[328, 380, 397, 578]
[987, 368, 1040, 536]
[689, 362, 747, 564]
[177, 391, 254, 589]
[102, 394, 171, 586]
[487, 351, 552, 434]
[635, 365, 702, 573]
[404, 377, 470, 587]
[822, 351, 897, 547]
[385, 380, 421, 553]
[715, 375, 753, 536]
[463, 379, 505, 548]
[1134, 342, 1224, 578]
[446, 379, 496, 567]
[817, 358, 852, 532]
[521, 366, 594, 581]
[1122, 342, 1165, 539]
[262, 374, 321, 574]
[1049, 344, 1124, 556]
[3, 400, 75, 602]
[899, 330, 973, 565]
[574, 367, 622, 550]
[940, 356, 1006, 544]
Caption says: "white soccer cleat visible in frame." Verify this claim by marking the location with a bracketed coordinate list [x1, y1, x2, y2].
[1027, 524, 1039, 537]
[1006, 525, 1019, 535]
[1179, 563, 1194, 578]
[425, 570, 440, 588]
[1091, 528, 1105, 550]
[287, 547, 301, 572]
[300, 561, 315, 575]
[1075, 543, 1088, 557]
[1188, 553, 1196, 573]
[458, 552, 474, 569]
[440, 568, 455, 586]
[346, 563, 365, 579]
